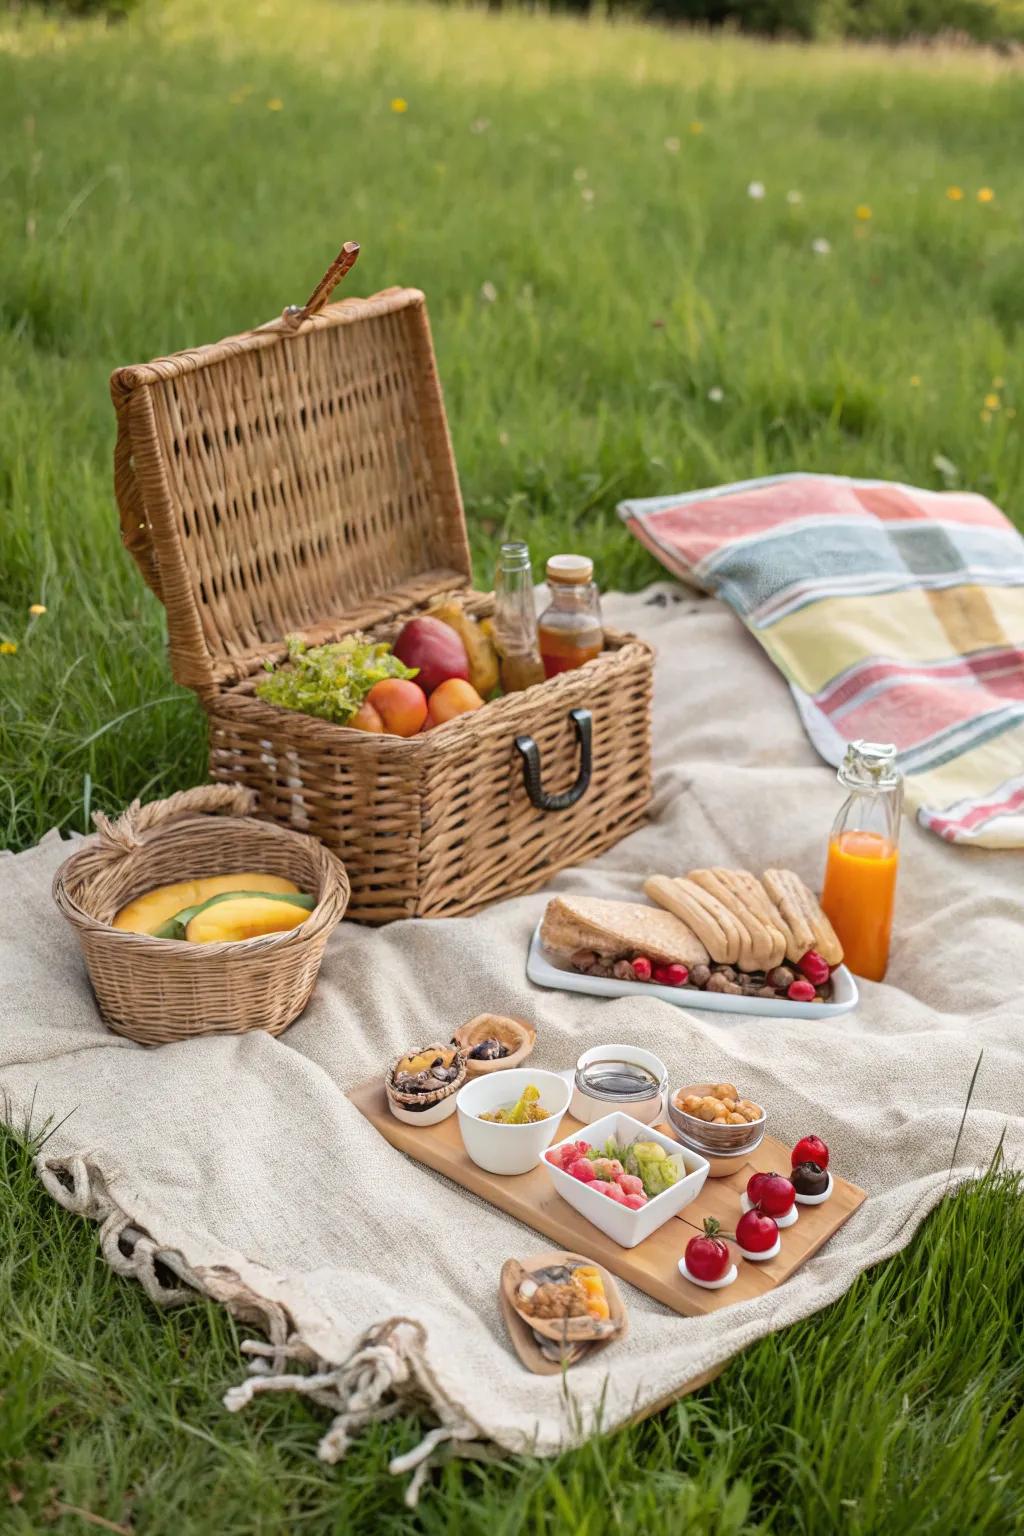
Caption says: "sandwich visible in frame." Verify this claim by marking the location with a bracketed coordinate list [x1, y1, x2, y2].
[540, 894, 709, 983]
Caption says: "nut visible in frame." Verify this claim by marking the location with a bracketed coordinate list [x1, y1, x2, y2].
[572, 949, 599, 973]
[689, 964, 711, 989]
[713, 1083, 738, 1101]
[767, 965, 795, 990]
[613, 959, 636, 981]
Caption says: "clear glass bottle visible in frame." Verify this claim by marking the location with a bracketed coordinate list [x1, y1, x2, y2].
[492, 541, 545, 692]
[820, 740, 903, 982]
[537, 555, 604, 678]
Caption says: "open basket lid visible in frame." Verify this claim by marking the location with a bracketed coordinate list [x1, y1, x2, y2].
[111, 243, 472, 696]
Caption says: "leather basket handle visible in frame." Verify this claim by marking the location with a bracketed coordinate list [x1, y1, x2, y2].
[514, 708, 593, 812]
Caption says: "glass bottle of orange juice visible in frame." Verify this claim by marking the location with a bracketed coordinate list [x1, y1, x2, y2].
[821, 741, 903, 982]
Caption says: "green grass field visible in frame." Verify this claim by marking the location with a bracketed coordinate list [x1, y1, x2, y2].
[2, 2, 1023, 1530]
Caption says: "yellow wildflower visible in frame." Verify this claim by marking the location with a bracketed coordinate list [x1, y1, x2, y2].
[688, 120, 703, 135]
[909, 376, 921, 388]
[946, 186, 963, 201]
[855, 204, 872, 221]
[977, 187, 995, 203]
[390, 97, 408, 114]
[266, 98, 283, 111]
[984, 393, 1001, 410]
[28, 603, 46, 615]
[0, 641, 16, 655]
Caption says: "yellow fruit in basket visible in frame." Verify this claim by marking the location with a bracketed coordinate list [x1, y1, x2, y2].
[427, 600, 500, 697]
[112, 873, 299, 935]
[184, 895, 310, 944]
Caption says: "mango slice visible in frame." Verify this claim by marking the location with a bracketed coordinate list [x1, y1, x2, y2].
[184, 895, 311, 944]
[112, 873, 299, 935]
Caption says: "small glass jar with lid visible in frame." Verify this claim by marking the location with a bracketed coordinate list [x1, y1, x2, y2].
[537, 555, 604, 678]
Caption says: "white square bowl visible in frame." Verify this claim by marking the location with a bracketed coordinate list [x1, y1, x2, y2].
[539, 1111, 709, 1248]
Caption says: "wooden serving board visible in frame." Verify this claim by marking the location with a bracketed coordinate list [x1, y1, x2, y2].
[348, 1080, 866, 1318]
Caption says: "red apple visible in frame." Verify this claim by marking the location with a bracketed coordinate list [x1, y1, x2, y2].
[393, 617, 469, 695]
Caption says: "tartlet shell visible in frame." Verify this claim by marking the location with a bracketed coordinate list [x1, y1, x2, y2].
[451, 1014, 536, 1075]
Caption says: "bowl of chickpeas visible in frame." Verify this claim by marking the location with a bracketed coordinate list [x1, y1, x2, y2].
[667, 1082, 766, 1157]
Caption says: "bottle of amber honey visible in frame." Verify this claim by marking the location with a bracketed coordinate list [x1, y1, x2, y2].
[538, 555, 604, 678]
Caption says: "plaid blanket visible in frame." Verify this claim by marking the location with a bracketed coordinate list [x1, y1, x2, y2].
[619, 474, 1024, 848]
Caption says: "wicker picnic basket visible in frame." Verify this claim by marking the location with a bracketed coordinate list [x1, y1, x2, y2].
[52, 784, 349, 1044]
[110, 244, 653, 922]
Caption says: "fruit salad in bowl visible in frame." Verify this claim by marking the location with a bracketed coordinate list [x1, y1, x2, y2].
[456, 1069, 571, 1175]
[541, 1112, 708, 1248]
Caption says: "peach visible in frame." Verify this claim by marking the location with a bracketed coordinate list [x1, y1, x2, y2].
[366, 678, 428, 737]
[349, 700, 384, 733]
[425, 677, 484, 728]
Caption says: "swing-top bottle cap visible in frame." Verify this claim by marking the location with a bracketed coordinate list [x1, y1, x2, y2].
[839, 740, 902, 790]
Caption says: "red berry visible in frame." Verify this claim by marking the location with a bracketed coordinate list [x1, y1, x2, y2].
[685, 1217, 730, 1281]
[746, 1170, 774, 1204]
[736, 1207, 779, 1254]
[652, 963, 689, 988]
[797, 949, 831, 986]
[632, 955, 653, 982]
[792, 1135, 829, 1170]
[622, 1192, 647, 1210]
[787, 978, 817, 1002]
[568, 1159, 597, 1183]
[596, 1180, 627, 1203]
[544, 1149, 561, 1166]
[756, 1172, 795, 1218]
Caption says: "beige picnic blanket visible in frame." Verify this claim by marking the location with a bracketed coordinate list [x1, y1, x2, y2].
[2, 587, 1022, 1502]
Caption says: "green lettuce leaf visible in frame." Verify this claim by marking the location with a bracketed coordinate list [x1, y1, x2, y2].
[255, 632, 417, 725]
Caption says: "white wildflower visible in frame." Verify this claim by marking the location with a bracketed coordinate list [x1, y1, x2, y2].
[811, 237, 831, 255]
[480, 281, 498, 302]
[747, 181, 766, 200]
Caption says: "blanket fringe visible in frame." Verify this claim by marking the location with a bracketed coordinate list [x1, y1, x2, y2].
[36, 1152, 490, 1505]
[225, 1319, 486, 1505]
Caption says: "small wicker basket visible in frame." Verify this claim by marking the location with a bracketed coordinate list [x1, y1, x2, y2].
[53, 784, 349, 1045]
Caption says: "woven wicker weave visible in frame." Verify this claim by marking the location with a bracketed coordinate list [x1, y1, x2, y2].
[110, 246, 653, 922]
[53, 785, 349, 1044]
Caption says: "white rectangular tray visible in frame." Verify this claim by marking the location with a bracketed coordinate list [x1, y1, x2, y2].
[527, 923, 859, 1019]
